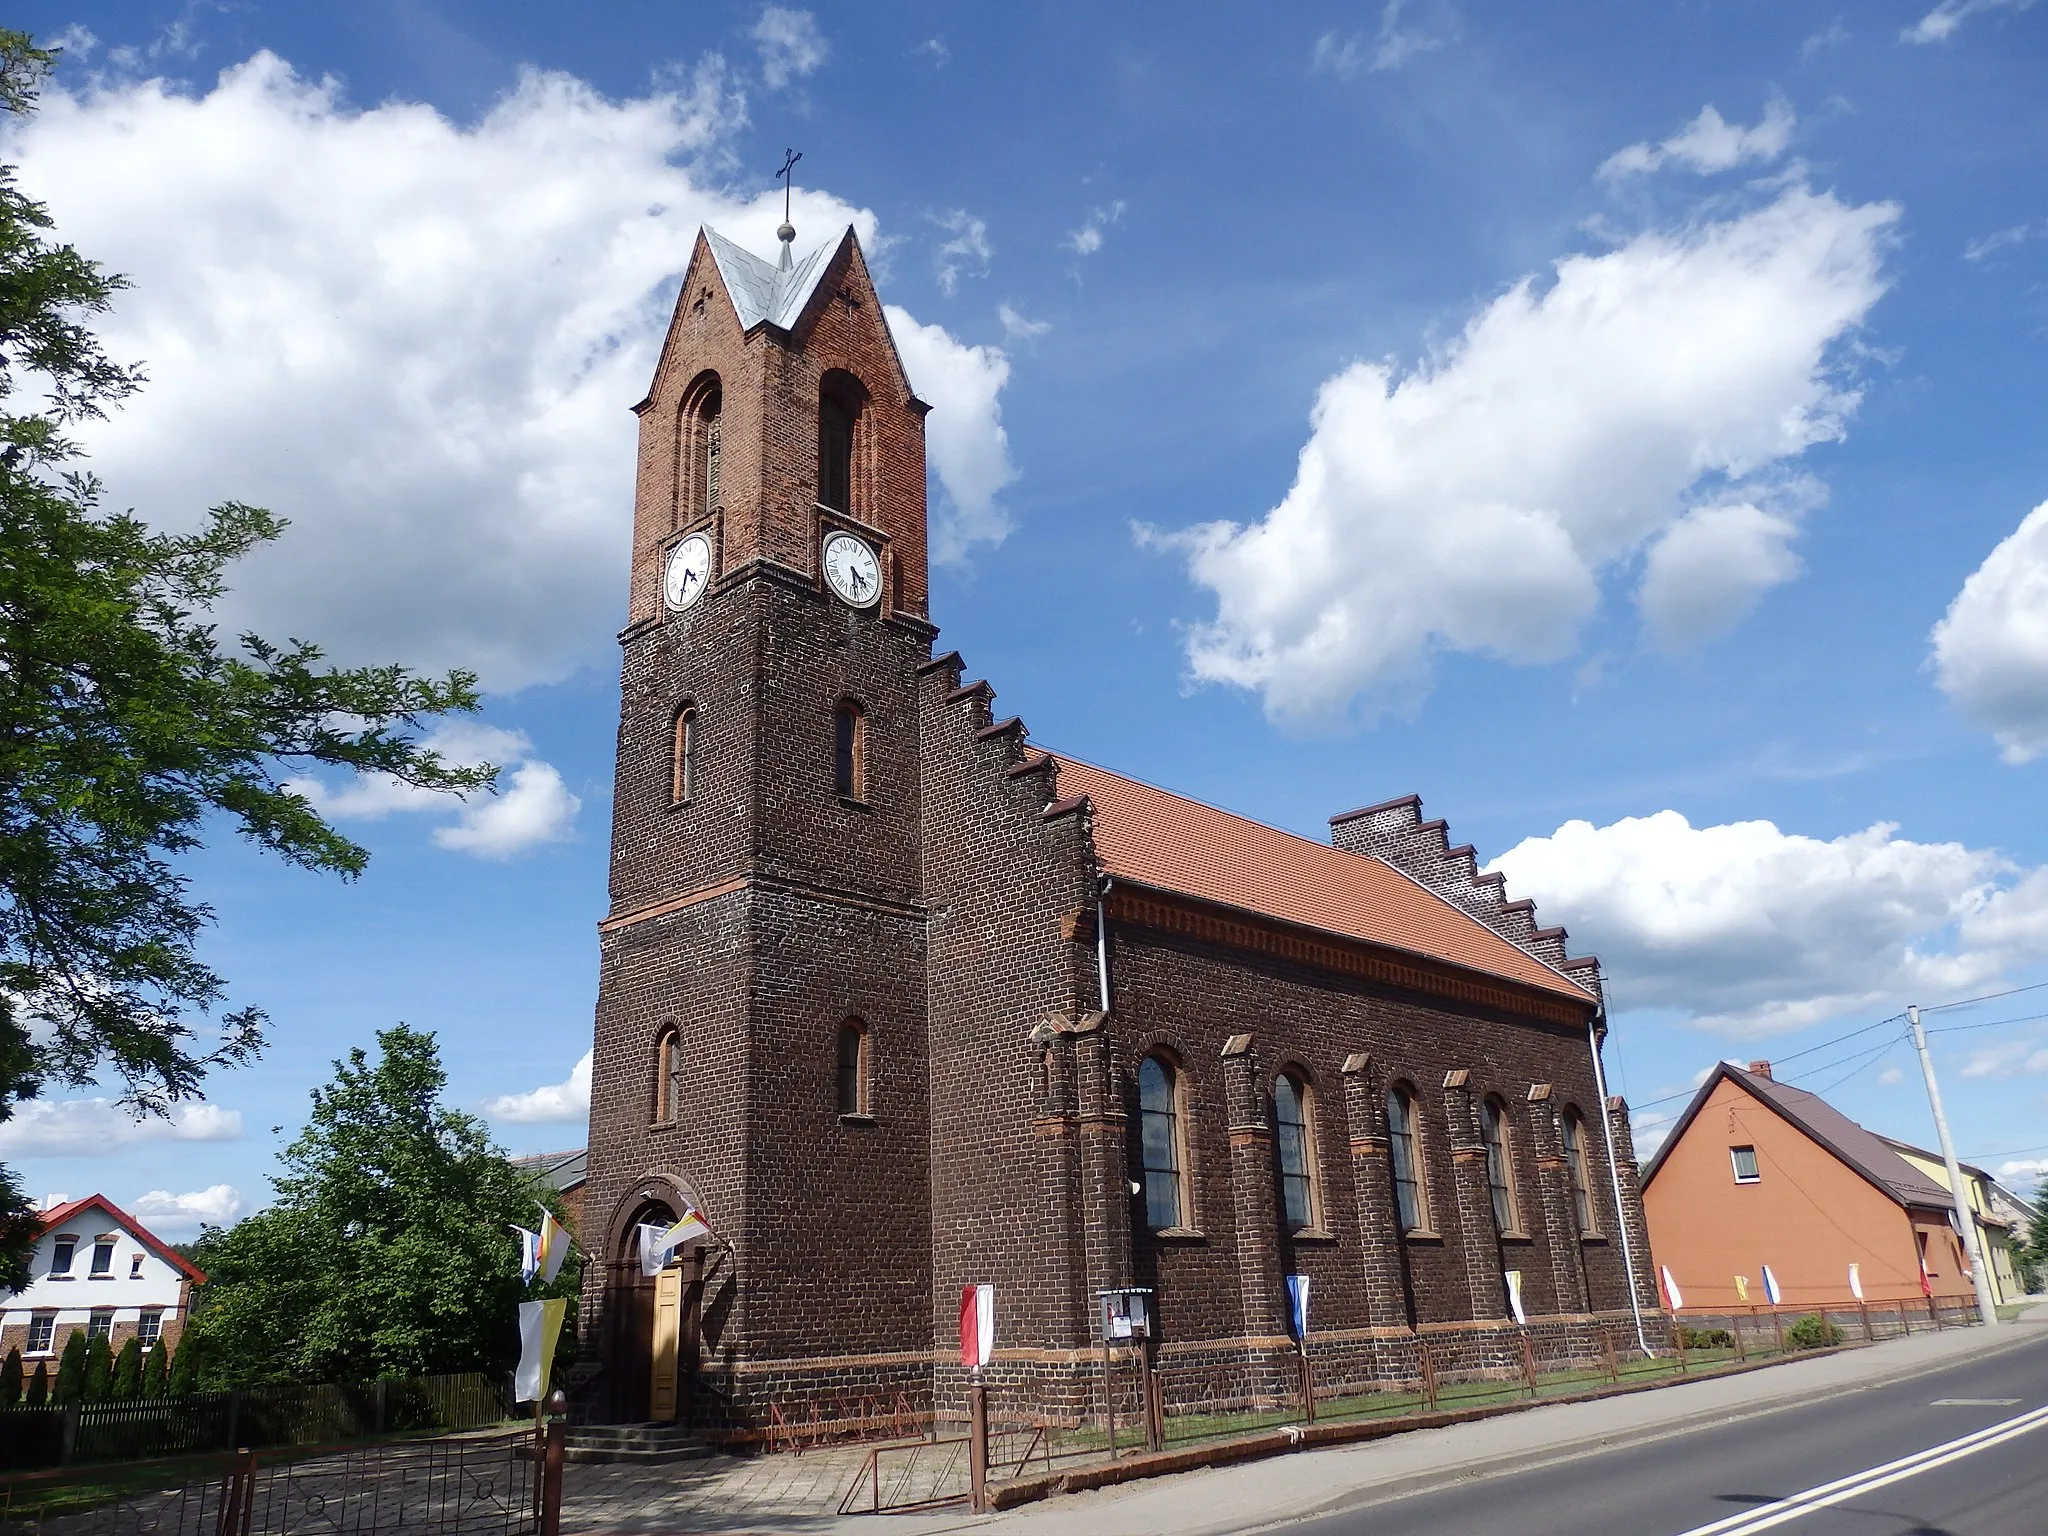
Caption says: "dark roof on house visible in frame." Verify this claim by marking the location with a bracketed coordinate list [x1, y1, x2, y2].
[1047, 755, 1598, 1008]
[509, 1149, 586, 1193]
[1643, 1063, 1955, 1212]
[37, 1195, 207, 1284]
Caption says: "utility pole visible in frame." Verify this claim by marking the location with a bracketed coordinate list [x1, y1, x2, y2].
[1907, 1005, 1999, 1328]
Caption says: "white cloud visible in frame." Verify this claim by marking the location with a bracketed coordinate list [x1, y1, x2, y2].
[132, 1184, 245, 1237]
[0, 1099, 243, 1157]
[288, 721, 579, 858]
[1311, 0, 1454, 77]
[1878, 1066, 1906, 1085]
[1161, 185, 1895, 728]
[1490, 811, 2048, 1036]
[486, 1050, 592, 1124]
[998, 303, 1050, 342]
[1801, 22, 1851, 61]
[1903, 0, 2035, 44]
[1638, 501, 1805, 651]
[1997, 1156, 2047, 1190]
[886, 305, 1018, 561]
[931, 209, 992, 295]
[751, 7, 828, 89]
[1931, 501, 2048, 762]
[1963, 220, 2048, 262]
[10, 55, 1011, 694]
[1959, 1038, 2048, 1078]
[1065, 201, 1125, 258]
[1601, 99, 1797, 180]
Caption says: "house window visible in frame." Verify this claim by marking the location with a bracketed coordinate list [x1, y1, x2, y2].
[49, 1237, 76, 1277]
[130, 1253, 145, 1278]
[671, 705, 697, 803]
[834, 701, 866, 800]
[1387, 1085, 1429, 1234]
[138, 1311, 164, 1346]
[90, 1239, 116, 1277]
[1138, 1054, 1188, 1232]
[1482, 1097, 1523, 1235]
[818, 381, 857, 514]
[653, 1026, 682, 1125]
[27, 1313, 55, 1354]
[1274, 1071, 1318, 1233]
[87, 1310, 114, 1340]
[836, 1020, 871, 1117]
[695, 386, 722, 517]
[1731, 1145, 1761, 1184]
[1562, 1110, 1599, 1235]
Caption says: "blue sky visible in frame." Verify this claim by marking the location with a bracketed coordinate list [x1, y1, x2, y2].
[5, 0, 2047, 1236]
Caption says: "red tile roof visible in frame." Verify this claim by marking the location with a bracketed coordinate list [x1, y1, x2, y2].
[1048, 755, 1596, 1006]
[38, 1194, 208, 1284]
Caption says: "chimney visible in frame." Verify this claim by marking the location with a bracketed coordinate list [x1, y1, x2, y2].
[1747, 1060, 1772, 1080]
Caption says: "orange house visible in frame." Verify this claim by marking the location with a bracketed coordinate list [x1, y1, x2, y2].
[1641, 1062, 1973, 1309]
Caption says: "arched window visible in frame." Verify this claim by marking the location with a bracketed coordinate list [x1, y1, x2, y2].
[1138, 1054, 1187, 1232]
[836, 1020, 870, 1117]
[1482, 1096, 1523, 1235]
[1562, 1109, 1598, 1235]
[834, 700, 866, 800]
[694, 386, 722, 517]
[653, 1027, 682, 1125]
[1274, 1070, 1319, 1233]
[1387, 1084, 1428, 1235]
[671, 704, 697, 804]
[818, 380, 857, 514]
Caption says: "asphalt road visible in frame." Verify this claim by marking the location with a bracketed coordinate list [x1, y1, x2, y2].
[1280, 1328, 2048, 1536]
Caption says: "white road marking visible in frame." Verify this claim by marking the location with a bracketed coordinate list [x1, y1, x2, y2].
[1668, 1401, 2048, 1536]
[1929, 1397, 2021, 1406]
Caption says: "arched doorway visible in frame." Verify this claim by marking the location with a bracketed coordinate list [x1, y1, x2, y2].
[602, 1185, 709, 1424]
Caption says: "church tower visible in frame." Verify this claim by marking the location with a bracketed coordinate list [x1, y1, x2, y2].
[579, 222, 938, 1424]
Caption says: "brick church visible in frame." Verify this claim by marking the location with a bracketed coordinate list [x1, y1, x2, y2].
[574, 220, 1659, 1427]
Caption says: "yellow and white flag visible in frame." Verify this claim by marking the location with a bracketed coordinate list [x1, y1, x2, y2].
[515, 1298, 568, 1404]
[536, 1209, 571, 1285]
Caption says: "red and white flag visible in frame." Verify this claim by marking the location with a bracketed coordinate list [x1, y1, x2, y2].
[959, 1283, 995, 1370]
[1660, 1265, 1684, 1311]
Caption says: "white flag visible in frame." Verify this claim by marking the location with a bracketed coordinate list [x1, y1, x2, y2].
[1660, 1265, 1684, 1310]
[1760, 1263, 1782, 1306]
[1848, 1262, 1863, 1302]
[1504, 1269, 1528, 1327]
[510, 1226, 540, 1283]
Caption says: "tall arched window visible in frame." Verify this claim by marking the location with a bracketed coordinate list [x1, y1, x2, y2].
[1562, 1109, 1598, 1235]
[653, 1027, 682, 1125]
[671, 704, 697, 804]
[818, 381, 857, 513]
[834, 700, 866, 799]
[1274, 1070, 1319, 1233]
[1482, 1096, 1523, 1235]
[694, 386, 722, 517]
[1138, 1054, 1187, 1232]
[1387, 1084, 1428, 1235]
[836, 1020, 871, 1117]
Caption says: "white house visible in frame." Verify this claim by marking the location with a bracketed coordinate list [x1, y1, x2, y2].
[0, 1195, 205, 1365]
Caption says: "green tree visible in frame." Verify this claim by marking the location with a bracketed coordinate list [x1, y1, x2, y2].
[52, 1328, 84, 1402]
[82, 1332, 112, 1399]
[185, 1026, 577, 1387]
[0, 1343, 20, 1405]
[0, 31, 497, 1289]
[140, 1338, 168, 1398]
[26, 1358, 47, 1406]
[165, 1332, 202, 1397]
[111, 1335, 142, 1398]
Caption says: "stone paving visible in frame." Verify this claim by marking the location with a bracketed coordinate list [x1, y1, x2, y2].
[558, 1444, 882, 1535]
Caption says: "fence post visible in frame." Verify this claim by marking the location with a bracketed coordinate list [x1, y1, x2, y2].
[59, 1401, 79, 1466]
[224, 1389, 241, 1454]
[1601, 1327, 1619, 1386]
[540, 1390, 566, 1536]
[1299, 1342, 1316, 1424]
[1673, 1316, 1688, 1374]
[1519, 1332, 1538, 1397]
[1732, 1315, 1747, 1362]
[1140, 1345, 1163, 1453]
[374, 1379, 387, 1437]
[967, 1371, 990, 1512]
[1418, 1338, 1438, 1411]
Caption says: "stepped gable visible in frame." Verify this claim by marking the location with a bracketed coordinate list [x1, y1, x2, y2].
[1047, 756, 1596, 1006]
[918, 651, 1084, 821]
[1330, 794, 1603, 1004]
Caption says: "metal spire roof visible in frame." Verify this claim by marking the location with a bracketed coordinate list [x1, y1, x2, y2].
[702, 225, 843, 332]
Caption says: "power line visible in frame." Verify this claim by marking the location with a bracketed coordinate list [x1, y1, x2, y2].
[1624, 1014, 1907, 1115]
[1922, 979, 2048, 1014]
[1805, 1040, 1900, 1098]
[1963, 1142, 2048, 1162]
[1924, 1009, 2048, 1036]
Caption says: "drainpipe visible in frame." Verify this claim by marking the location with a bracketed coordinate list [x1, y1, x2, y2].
[1096, 877, 1114, 1016]
[1588, 1011, 1655, 1357]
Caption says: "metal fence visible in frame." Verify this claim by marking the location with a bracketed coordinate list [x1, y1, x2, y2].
[0, 1375, 515, 1472]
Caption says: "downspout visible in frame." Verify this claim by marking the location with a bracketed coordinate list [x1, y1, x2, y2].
[1588, 1010, 1655, 1357]
[1096, 877, 1114, 1016]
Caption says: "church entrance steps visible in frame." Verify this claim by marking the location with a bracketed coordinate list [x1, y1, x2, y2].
[561, 1424, 712, 1465]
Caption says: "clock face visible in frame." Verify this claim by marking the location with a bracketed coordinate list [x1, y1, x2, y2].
[822, 532, 882, 608]
[663, 533, 711, 612]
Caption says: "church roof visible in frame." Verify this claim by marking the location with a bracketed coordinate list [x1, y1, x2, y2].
[703, 225, 842, 332]
[1047, 755, 1598, 1007]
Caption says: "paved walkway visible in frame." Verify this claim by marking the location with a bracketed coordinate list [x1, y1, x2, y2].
[557, 1303, 2048, 1536]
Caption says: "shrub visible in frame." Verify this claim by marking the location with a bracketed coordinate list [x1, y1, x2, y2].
[141, 1339, 169, 1398]
[0, 1345, 20, 1406]
[26, 1360, 48, 1407]
[53, 1329, 86, 1403]
[1679, 1326, 1733, 1349]
[112, 1336, 143, 1399]
[83, 1333, 113, 1400]
[1785, 1314, 1843, 1350]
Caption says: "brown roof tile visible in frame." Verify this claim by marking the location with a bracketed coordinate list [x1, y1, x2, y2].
[1049, 755, 1596, 1006]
